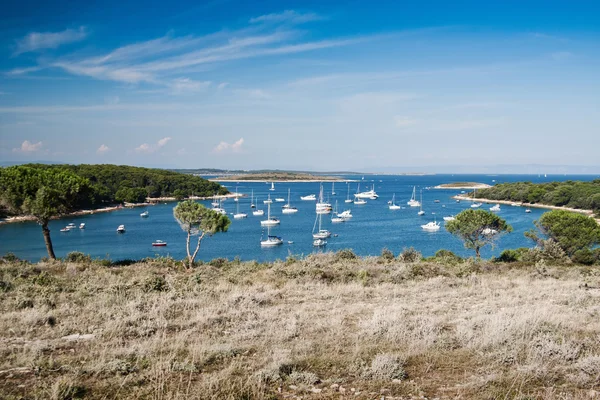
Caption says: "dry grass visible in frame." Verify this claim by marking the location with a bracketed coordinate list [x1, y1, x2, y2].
[1, 253, 600, 399]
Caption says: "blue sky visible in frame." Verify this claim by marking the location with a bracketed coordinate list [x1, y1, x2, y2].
[1, 0, 599, 171]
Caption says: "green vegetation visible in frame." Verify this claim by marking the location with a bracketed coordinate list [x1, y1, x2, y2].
[445, 209, 513, 258]
[476, 179, 600, 214]
[0, 166, 95, 259]
[173, 200, 231, 268]
[1, 253, 599, 399]
[526, 209, 600, 258]
[0, 164, 228, 213]
[435, 182, 490, 188]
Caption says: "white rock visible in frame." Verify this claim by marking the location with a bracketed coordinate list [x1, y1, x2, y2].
[61, 333, 95, 341]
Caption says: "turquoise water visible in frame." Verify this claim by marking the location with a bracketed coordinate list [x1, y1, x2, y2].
[1, 174, 597, 262]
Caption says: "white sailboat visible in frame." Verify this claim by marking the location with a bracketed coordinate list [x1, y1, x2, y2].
[282, 188, 298, 214]
[301, 194, 316, 201]
[260, 223, 283, 246]
[471, 202, 482, 208]
[264, 194, 273, 204]
[389, 194, 401, 210]
[234, 186, 239, 202]
[212, 197, 227, 215]
[211, 193, 219, 207]
[315, 184, 332, 213]
[345, 183, 353, 203]
[331, 201, 345, 223]
[260, 201, 280, 226]
[418, 189, 426, 216]
[331, 182, 336, 196]
[233, 196, 247, 219]
[355, 183, 378, 199]
[407, 186, 420, 207]
[312, 212, 331, 239]
[353, 183, 367, 204]
[269, 182, 275, 191]
[250, 189, 256, 208]
[443, 215, 456, 222]
[252, 197, 265, 216]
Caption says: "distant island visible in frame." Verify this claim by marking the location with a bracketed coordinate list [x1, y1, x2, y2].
[212, 171, 346, 182]
[434, 182, 492, 189]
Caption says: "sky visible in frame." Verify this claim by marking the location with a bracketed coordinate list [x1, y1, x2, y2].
[0, 0, 599, 172]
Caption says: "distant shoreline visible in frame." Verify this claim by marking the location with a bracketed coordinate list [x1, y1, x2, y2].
[212, 179, 352, 183]
[434, 182, 492, 189]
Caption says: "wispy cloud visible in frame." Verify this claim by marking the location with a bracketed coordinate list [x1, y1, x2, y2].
[14, 27, 88, 55]
[213, 138, 244, 153]
[97, 144, 110, 154]
[249, 10, 322, 24]
[13, 140, 43, 153]
[135, 137, 172, 153]
[169, 78, 211, 94]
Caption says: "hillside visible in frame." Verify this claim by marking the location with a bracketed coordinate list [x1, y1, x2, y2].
[1, 253, 598, 399]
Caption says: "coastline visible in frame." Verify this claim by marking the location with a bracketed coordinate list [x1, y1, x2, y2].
[211, 179, 351, 183]
[434, 183, 492, 189]
[454, 195, 598, 219]
[0, 194, 242, 226]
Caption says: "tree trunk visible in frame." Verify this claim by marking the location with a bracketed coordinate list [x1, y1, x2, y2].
[41, 222, 56, 259]
[185, 230, 192, 266]
[475, 247, 481, 258]
[189, 233, 206, 269]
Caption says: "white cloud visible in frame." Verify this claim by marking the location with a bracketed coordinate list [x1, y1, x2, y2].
[135, 137, 172, 153]
[14, 26, 88, 55]
[394, 116, 418, 128]
[217, 82, 229, 90]
[213, 137, 244, 153]
[169, 78, 211, 94]
[249, 10, 322, 24]
[12, 140, 43, 153]
[97, 144, 110, 154]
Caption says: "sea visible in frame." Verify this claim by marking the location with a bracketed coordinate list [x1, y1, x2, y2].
[1, 174, 598, 263]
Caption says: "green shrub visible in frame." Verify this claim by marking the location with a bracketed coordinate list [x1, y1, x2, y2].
[335, 249, 357, 261]
[398, 247, 421, 263]
[495, 249, 521, 263]
[143, 276, 168, 292]
[209, 258, 229, 268]
[433, 249, 463, 263]
[380, 248, 395, 262]
[572, 248, 596, 265]
[2, 252, 21, 262]
[65, 251, 92, 263]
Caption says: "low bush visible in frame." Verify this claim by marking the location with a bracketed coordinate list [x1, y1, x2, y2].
[398, 247, 421, 263]
[65, 251, 92, 263]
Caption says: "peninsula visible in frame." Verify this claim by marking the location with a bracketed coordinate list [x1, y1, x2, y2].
[434, 182, 492, 189]
[212, 171, 345, 182]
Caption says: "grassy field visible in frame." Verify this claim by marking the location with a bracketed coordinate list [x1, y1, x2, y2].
[1, 253, 599, 399]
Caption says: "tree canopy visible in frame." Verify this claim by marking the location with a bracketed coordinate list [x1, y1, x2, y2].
[476, 180, 600, 214]
[445, 209, 513, 258]
[173, 200, 231, 268]
[525, 210, 600, 257]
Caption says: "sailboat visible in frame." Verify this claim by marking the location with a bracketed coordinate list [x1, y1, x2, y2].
[250, 190, 256, 208]
[269, 182, 275, 191]
[260, 221, 282, 246]
[260, 201, 280, 226]
[331, 182, 336, 196]
[264, 194, 273, 204]
[312, 211, 331, 239]
[389, 194, 401, 210]
[355, 183, 378, 199]
[212, 197, 227, 215]
[233, 195, 247, 219]
[234, 186, 239, 202]
[316, 184, 332, 214]
[331, 201, 345, 223]
[418, 189, 425, 216]
[252, 197, 265, 216]
[345, 183, 353, 203]
[407, 186, 420, 207]
[211, 193, 219, 207]
[282, 188, 298, 214]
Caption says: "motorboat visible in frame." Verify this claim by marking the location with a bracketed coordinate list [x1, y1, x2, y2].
[260, 201, 280, 226]
[152, 240, 167, 246]
[301, 194, 316, 201]
[525, 208, 532, 213]
[331, 201, 345, 223]
[355, 184, 378, 199]
[282, 189, 298, 214]
[443, 216, 456, 222]
[60, 227, 69, 232]
[407, 186, 420, 207]
[389, 194, 401, 210]
[79, 223, 86, 229]
[471, 203, 482, 208]
[421, 221, 440, 232]
[117, 225, 126, 233]
[338, 210, 353, 219]
[140, 211, 149, 217]
[482, 228, 498, 235]
[490, 204, 501, 212]
[66, 223, 77, 230]
[354, 198, 367, 205]
[275, 198, 285, 202]
[313, 238, 327, 247]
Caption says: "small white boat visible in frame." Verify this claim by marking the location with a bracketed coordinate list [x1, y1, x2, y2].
[252, 209, 265, 216]
[443, 216, 456, 222]
[117, 224, 126, 233]
[407, 186, 421, 207]
[490, 204, 501, 212]
[260, 202, 280, 226]
[263, 194, 273, 204]
[471, 203, 482, 208]
[79, 223, 86, 229]
[338, 210, 353, 219]
[275, 198, 285, 202]
[66, 223, 77, 230]
[389, 194, 401, 210]
[212, 207, 227, 215]
[331, 201, 345, 223]
[60, 227, 69, 232]
[233, 197, 247, 218]
[250, 190, 256, 208]
[269, 182, 275, 191]
[417, 189, 425, 215]
[525, 208, 532, 213]
[261, 234, 283, 246]
[287, 241, 294, 244]
[354, 198, 367, 205]
[152, 240, 167, 246]
[140, 211, 149, 217]
[313, 238, 327, 247]
[418, 210, 426, 216]
[421, 221, 440, 232]
[312, 212, 331, 239]
[281, 189, 298, 214]
[482, 228, 498, 235]
[301, 194, 316, 201]
[355, 184, 378, 199]
[511, 203, 519, 207]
